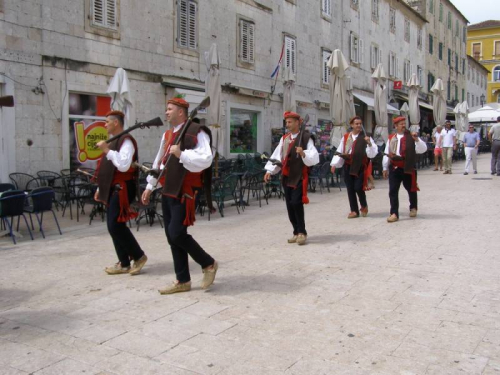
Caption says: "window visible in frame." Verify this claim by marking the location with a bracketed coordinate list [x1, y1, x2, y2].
[417, 28, 422, 50]
[371, 0, 379, 21]
[284, 35, 296, 74]
[494, 66, 500, 82]
[447, 80, 450, 100]
[429, 34, 433, 54]
[439, 42, 443, 60]
[418, 65, 423, 86]
[495, 41, 500, 56]
[468, 64, 471, 80]
[497, 95, 500, 104]
[455, 53, 458, 71]
[322, 49, 332, 85]
[404, 18, 410, 43]
[439, 2, 443, 22]
[462, 89, 464, 102]
[462, 58, 466, 74]
[321, 0, 331, 18]
[463, 26, 467, 43]
[350, 33, 363, 64]
[455, 20, 459, 37]
[429, 0, 434, 14]
[389, 8, 396, 33]
[428, 73, 435, 92]
[370, 44, 381, 69]
[230, 109, 259, 154]
[447, 48, 451, 66]
[389, 52, 396, 77]
[177, 0, 197, 50]
[455, 85, 458, 100]
[472, 43, 481, 60]
[467, 92, 470, 105]
[91, 0, 117, 29]
[239, 19, 255, 64]
[404, 60, 411, 83]
[447, 11, 451, 30]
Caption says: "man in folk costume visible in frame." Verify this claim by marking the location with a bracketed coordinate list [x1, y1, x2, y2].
[264, 111, 319, 245]
[141, 97, 218, 295]
[330, 116, 378, 219]
[95, 110, 148, 275]
[382, 116, 428, 223]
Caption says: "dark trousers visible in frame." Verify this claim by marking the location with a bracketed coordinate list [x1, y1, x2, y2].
[389, 167, 417, 218]
[162, 195, 214, 283]
[107, 180, 144, 267]
[491, 140, 500, 174]
[284, 179, 306, 235]
[343, 164, 367, 215]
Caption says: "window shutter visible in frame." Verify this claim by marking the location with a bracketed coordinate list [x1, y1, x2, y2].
[322, 50, 331, 84]
[248, 22, 255, 63]
[285, 36, 296, 74]
[291, 38, 296, 74]
[350, 34, 355, 62]
[93, 0, 104, 26]
[370, 45, 375, 69]
[240, 21, 255, 63]
[359, 39, 364, 64]
[105, 0, 116, 28]
[389, 53, 393, 76]
[188, 1, 197, 49]
[178, 0, 188, 48]
[378, 49, 382, 67]
[395, 57, 399, 78]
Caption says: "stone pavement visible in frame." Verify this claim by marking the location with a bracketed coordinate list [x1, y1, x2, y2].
[1, 154, 500, 374]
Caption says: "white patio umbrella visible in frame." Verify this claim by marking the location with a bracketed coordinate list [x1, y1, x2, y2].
[457, 101, 469, 142]
[372, 63, 388, 141]
[204, 43, 222, 155]
[345, 76, 356, 121]
[107, 67, 134, 128]
[283, 67, 296, 112]
[468, 105, 500, 123]
[327, 49, 350, 147]
[453, 102, 462, 141]
[431, 79, 447, 128]
[407, 73, 421, 133]
[400, 102, 410, 127]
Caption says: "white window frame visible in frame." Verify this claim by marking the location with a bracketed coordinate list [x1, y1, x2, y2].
[91, 0, 117, 29]
[494, 66, 500, 82]
[404, 60, 411, 83]
[494, 40, 500, 57]
[321, 0, 332, 19]
[177, 0, 197, 51]
[417, 65, 423, 86]
[371, 0, 379, 22]
[404, 18, 410, 43]
[389, 8, 396, 33]
[472, 42, 481, 60]
[284, 35, 297, 75]
[322, 49, 332, 85]
[389, 52, 396, 77]
[370, 44, 381, 69]
[350, 33, 363, 64]
[239, 19, 255, 65]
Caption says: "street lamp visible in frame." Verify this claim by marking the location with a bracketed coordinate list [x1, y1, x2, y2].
[480, 94, 486, 107]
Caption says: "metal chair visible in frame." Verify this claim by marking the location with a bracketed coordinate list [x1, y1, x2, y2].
[0, 190, 34, 244]
[0, 183, 15, 193]
[24, 187, 62, 238]
[9, 173, 35, 191]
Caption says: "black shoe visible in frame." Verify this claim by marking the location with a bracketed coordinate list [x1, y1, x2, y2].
[474, 171, 478, 174]
[463, 172, 468, 175]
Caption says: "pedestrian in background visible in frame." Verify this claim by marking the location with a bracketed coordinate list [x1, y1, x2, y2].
[432, 125, 444, 171]
[463, 125, 480, 175]
[441, 120, 456, 174]
[488, 116, 500, 176]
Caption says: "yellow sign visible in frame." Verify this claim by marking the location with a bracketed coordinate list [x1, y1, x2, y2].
[74, 121, 108, 163]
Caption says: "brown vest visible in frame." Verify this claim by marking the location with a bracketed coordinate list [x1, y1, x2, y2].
[96, 134, 138, 202]
[282, 130, 311, 188]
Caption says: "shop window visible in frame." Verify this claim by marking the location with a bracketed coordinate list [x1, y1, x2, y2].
[230, 109, 258, 154]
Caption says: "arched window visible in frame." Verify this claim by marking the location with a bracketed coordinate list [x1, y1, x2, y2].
[494, 66, 500, 82]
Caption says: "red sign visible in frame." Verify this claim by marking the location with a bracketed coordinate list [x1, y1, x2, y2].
[393, 81, 402, 90]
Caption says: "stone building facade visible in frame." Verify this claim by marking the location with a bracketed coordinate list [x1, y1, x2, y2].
[466, 55, 488, 109]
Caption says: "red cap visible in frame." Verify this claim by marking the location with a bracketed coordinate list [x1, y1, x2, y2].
[167, 97, 189, 109]
[284, 111, 300, 120]
[393, 116, 406, 125]
[105, 110, 125, 118]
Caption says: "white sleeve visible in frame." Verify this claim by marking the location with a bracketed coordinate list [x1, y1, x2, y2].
[302, 138, 319, 167]
[415, 138, 428, 154]
[366, 137, 378, 159]
[179, 130, 213, 173]
[265, 137, 284, 175]
[106, 139, 134, 172]
[146, 135, 166, 191]
[330, 138, 344, 168]
[382, 141, 390, 171]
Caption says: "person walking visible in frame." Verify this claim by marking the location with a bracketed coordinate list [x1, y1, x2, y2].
[95, 110, 148, 276]
[142, 97, 218, 295]
[432, 125, 443, 171]
[463, 125, 480, 175]
[330, 116, 378, 218]
[441, 120, 456, 174]
[264, 111, 319, 246]
[488, 116, 500, 176]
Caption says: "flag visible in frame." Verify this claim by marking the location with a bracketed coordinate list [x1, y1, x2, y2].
[271, 42, 285, 78]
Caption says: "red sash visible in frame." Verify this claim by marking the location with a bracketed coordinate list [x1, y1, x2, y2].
[281, 134, 310, 204]
[389, 134, 419, 192]
[342, 133, 370, 191]
[111, 168, 139, 223]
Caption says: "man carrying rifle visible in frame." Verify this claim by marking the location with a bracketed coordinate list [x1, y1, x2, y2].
[141, 97, 218, 294]
[95, 110, 148, 275]
[264, 111, 319, 246]
[382, 116, 427, 223]
[330, 116, 378, 219]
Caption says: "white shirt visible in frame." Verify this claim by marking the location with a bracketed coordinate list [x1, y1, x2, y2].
[330, 133, 378, 168]
[433, 129, 443, 148]
[106, 139, 134, 172]
[382, 134, 428, 171]
[441, 128, 456, 148]
[146, 123, 213, 190]
[265, 133, 319, 175]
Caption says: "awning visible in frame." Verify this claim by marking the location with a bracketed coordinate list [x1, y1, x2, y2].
[394, 92, 433, 111]
[353, 93, 400, 115]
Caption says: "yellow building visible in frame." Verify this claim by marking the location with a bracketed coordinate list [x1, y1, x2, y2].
[467, 20, 500, 103]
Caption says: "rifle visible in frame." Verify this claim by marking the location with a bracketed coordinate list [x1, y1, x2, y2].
[295, 114, 310, 158]
[106, 117, 164, 144]
[154, 96, 211, 186]
[333, 151, 351, 160]
[260, 154, 283, 167]
[132, 162, 160, 178]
